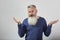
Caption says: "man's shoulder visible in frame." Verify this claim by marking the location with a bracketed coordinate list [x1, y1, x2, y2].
[24, 18, 28, 21]
[38, 16, 45, 20]
[38, 16, 46, 22]
[23, 18, 28, 22]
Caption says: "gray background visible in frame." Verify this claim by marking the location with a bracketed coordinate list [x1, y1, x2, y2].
[0, 0, 60, 40]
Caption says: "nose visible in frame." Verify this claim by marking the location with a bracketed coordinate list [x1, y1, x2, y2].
[32, 10, 34, 12]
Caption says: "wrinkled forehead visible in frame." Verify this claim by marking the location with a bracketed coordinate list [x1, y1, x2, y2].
[28, 7, 35, 10]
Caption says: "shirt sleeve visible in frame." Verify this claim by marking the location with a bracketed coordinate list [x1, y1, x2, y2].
[18, 20, 27, 38]
[43, 18, 52, 37]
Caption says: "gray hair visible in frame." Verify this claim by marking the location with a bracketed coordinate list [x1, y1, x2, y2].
[27, 5, 36, 8]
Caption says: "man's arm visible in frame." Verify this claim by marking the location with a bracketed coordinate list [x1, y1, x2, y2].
[13, 17, 27, 38]
[18, 23, 27, 37]
[43, 19, 52, 37]
[43, 18, 58, 37]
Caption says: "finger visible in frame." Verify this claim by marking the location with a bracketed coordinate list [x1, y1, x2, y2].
[13, 17, 18, 22]
[52, 19, 58, 22]
[52, 19, 59, 24]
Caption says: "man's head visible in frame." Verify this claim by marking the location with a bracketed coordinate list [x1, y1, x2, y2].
[27, 5, 37, 17]
[27, 5, 38, 25]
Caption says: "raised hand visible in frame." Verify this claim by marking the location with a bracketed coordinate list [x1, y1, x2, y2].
[48, 19, 59, 25]
[13, 17, 21, 24]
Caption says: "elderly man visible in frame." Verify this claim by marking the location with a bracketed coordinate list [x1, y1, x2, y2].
[13, 5, 58, 40]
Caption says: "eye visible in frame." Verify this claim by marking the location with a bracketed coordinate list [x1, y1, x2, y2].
[28, 10, 34, 13]
[29, 11, 31, 13]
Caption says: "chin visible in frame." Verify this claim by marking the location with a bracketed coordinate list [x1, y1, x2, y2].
[28, 17, 37, 25]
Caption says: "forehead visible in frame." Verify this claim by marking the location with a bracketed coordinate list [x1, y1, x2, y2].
[28, 7, 36, 10]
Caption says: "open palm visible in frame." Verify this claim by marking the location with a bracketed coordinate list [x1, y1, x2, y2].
[48, 19, 59, 25]
[13, 17, 21, 24]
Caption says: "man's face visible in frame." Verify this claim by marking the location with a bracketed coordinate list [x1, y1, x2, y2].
[28, 7, 37, 17]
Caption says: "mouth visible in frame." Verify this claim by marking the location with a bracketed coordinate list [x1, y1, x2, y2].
[29, 14, 35, 17]
[29, 12, 35, 17]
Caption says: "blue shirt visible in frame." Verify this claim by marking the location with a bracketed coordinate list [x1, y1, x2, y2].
[18, 17, 52, 40]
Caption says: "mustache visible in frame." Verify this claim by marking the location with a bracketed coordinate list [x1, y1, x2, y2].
[29, 15, 35, 17]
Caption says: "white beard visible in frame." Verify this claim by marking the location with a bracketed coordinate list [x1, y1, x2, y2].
[28, 17, 38, 25]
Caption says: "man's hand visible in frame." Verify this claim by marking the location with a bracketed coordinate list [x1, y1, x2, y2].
[48, 19, 59, 25]
[13, 17, 21, 24]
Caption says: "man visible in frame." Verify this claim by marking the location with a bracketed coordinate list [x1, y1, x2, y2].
[13, 5, 58, 40]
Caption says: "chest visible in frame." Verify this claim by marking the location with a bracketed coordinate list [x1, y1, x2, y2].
[25, 19, 44, 31]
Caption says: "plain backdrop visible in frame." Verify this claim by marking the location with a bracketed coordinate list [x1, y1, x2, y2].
[0, 0, 60, 40]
